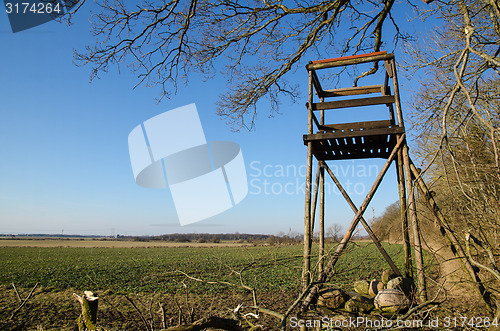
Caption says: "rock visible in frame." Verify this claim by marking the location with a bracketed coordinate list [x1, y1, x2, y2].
[317, 288, 350, 309]
[381, 270, 397, 284]
[374, 289, 410, 314]
[386, 277, 414, 297]
[368, 280, 383, 297]
[353, 280, 370, 295]
[386, 277, 402, 289]
[344, 295, 374, 313]
[346, 291, 364, 301]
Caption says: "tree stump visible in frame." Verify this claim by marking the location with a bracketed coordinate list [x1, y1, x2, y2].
[73, 291, 99, 331]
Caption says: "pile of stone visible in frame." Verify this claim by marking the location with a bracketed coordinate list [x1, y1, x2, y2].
[317, 270, 414, 315]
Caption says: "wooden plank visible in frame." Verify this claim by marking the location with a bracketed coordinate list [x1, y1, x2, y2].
[307, 53, 394, 71]
[304, 126, 404, 142]
[311, 96, 395, 111]
[316, 153, 390, 161]
[321, 85, 383, 97]
[311, 51, 387, 64]
[312, 138, 395, 151]
[314, 150, 391, 159]
[314, 145, 393, 156]
[313, 144, 396, 158]
[321, 120, 392, 131]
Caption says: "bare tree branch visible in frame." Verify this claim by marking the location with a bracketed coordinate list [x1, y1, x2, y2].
[75, 0, 409, 130]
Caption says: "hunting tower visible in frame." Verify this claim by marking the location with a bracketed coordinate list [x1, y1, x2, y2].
[299, 51, 428, 309]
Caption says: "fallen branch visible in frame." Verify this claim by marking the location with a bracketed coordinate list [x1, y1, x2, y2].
[10, 282, 38, 319]
[176, 269, 283, 329]
[249, 306, 284, 320]
[11, 283, 22, 303]
[160, 303, 167, 329]
[176, 270, 259, 307]
[124, 294, 153, 331]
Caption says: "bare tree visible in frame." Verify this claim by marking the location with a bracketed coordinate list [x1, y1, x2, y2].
[326, 224, 342, 242]
[405, 0, 500, 246]
[404, 0, 500, 313]
[72, 0, 416, 130]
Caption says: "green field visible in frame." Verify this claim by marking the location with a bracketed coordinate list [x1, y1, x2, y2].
[0, 242, 407, 292]
[0, 242, 409, 330]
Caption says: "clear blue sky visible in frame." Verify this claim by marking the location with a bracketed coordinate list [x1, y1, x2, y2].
[0, 2, 431, 236]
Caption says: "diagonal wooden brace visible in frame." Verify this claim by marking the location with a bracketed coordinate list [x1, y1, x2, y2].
[321, 161, 402, 276]
[310, 161, 322, 235]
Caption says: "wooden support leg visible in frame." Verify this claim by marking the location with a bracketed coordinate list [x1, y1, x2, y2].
[302, 141, 313, 292]
[410, 160, 495, 312]
[322, 161, 402, 276]
[302, 71, 314, 293]
[319, 165, 325, 274]
[402, 144, 428, 302]
[396, 146, 412, 278]
[301, 134, 406, 311]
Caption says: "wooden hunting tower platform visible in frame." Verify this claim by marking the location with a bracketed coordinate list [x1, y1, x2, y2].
[299, 51, 428, 310]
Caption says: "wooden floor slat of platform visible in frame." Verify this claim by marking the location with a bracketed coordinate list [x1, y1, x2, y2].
[305, 126, 404, 160]
[303, 126, 404, 141]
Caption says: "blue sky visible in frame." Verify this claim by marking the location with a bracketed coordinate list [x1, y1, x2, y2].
[0, 2, 431, 236]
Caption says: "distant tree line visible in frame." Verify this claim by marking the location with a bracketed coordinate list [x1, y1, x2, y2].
[120, 232, 304, 245]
